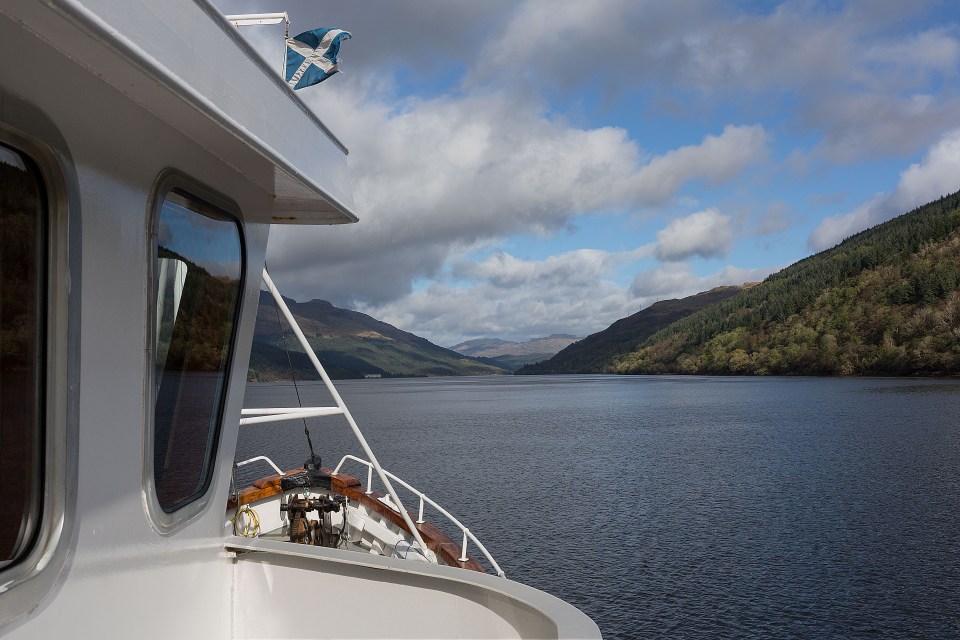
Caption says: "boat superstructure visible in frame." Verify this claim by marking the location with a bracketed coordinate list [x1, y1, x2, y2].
[0, 0, 600, 637]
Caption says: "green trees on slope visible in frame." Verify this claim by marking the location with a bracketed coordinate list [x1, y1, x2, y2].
[615, 192, 960, 376]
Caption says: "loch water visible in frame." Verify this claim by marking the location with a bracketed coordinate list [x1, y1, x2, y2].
[237, 375, 960, 639]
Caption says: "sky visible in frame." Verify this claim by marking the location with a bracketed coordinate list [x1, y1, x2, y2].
[213, 0, 960, 346]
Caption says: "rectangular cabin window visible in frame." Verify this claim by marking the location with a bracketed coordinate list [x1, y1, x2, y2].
[154, 189, 242, 512]
[0, 143, 46, 568]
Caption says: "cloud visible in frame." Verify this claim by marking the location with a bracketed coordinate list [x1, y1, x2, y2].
[453, 247, 652, 289]
[808, 128, 960, 251]
[215, 0, 960, 346]
[655, 208, 734, 261]
[752, 201, 795, 236]
[473, 1, 944, 93]
[229, 0, 960, 167]
[472, 1, 960, 161]
[263, 78, 765, 305]
[361, 247, 645, 345]
[629, 126, 767, 204]
[629, 264, 775, 300]
[220, 0, 516, 78]
[863, 28, 960, 75]
[360, 248, 774, 345]
[804, 92, 960, 162]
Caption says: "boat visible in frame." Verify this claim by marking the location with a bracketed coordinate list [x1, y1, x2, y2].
[0, 1, 602, 637]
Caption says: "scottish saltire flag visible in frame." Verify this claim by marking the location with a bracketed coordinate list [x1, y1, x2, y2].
[285, 28, 351, 90]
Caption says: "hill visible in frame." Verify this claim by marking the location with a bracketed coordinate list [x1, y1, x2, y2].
[450, 334, 581, 371]
[515, 287, 748, 375]
[613, 191, 960, 375]
[249, 292, 507, 380]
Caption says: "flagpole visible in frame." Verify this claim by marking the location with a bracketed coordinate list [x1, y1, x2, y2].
[224, 12, 291, 77]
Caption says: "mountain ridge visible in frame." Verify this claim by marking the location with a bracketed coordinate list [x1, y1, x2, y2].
[449, 334, 582, 372]
[516, 286, 750, 375]
[450, 334, 581, 358]
[249, 292, 507, 380]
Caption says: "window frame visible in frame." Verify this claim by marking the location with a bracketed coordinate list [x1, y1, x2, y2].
[0, 113, 79, 629]
[143, 171, 246, 534]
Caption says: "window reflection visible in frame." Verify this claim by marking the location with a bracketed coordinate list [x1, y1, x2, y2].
[154, 189, 242, 512]
[0, 143, 45, 568]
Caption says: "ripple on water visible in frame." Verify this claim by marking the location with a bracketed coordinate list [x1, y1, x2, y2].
[238, 376, 960, 639]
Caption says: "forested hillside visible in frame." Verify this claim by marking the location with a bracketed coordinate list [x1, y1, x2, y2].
[614, 191, 960, 375]
[249, 293, 506, 380]
[516, 286, 747, 374]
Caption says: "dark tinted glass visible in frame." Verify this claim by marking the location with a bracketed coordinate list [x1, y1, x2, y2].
[154, 190, 242, 512]
[0, 143, 45, 567]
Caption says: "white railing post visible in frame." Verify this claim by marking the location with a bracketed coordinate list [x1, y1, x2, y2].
[417, 497, 425, 524]
[460, 529, 469, 562]
[235, 455, 283, 476]
[366, 466, 373, 495]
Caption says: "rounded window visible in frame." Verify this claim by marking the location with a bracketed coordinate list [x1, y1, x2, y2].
[152, 187, 243, 513]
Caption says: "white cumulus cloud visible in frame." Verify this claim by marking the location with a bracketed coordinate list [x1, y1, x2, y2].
[363, 248, 774, 345]
[655, 208, 734, 261]
[629, 264, 775, 300]
[264, 79, 765, 305]
[809, 128, 960, 251]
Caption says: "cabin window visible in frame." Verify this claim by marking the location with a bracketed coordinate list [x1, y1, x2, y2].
[153, 189, 242, 513]
[0, 143, 46, 569]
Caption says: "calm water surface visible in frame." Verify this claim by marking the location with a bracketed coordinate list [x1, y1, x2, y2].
[237, 375, 960, 639]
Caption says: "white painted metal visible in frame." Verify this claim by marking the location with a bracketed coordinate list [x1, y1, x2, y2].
[0, 1, 271, 633]
[240, 407, 342, 415]
[0, 1, 601, 637]
[334, 454, 506, 577]
[238, 407, 345, 426]
[235, 455, 284, 476]
[224, 13, 290, 76]
[261, 269, 433, 559]
[225, 13, 289, 26]
[228, 537, 600, 640]
[4, 0, 356, 224]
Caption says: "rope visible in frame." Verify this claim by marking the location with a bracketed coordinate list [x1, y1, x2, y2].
[232, 505, 260, 538]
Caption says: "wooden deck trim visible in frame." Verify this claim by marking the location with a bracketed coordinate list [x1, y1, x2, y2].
[227, 467, 486, 573]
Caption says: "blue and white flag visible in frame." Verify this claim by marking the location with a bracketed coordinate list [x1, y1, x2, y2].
[285, 28, 351, 90]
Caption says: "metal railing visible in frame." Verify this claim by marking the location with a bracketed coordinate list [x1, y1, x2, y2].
[333, 454, 505, 578]
[235, 455, 283, 476]
[239, 406, 345, 426]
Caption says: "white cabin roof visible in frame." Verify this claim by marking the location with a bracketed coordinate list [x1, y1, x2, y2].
[6, 0, 357, 224]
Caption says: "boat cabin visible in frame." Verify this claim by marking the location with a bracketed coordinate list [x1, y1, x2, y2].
[0, 1, 600, 637]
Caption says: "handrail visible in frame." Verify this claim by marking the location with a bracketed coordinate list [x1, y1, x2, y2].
[241, 407, 342, 414]
[235, 455, 283, 476]
[239, 406, 345, 426]
[333, 454, 506, 578]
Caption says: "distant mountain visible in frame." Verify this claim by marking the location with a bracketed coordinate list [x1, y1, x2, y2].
[613, 190, 960, 375]
[450, 334, 582, 372]
[515, 287, 748, 375]
[449, 337, 511, 357]
[249, 292, 507, 380]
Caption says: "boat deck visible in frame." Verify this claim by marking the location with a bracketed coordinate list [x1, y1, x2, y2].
[228, 466, 485, 572]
